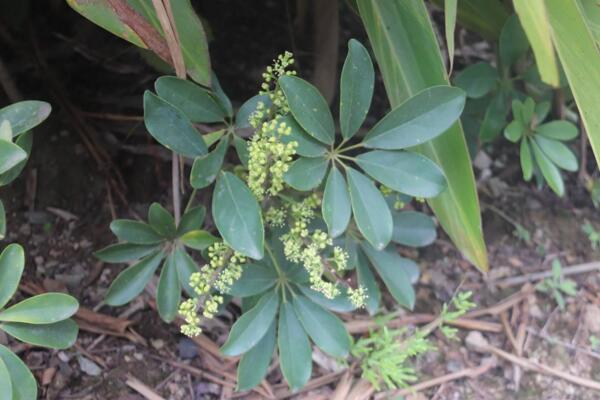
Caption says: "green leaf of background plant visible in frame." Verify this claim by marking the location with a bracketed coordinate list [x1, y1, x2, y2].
[180, 230, 218, 251]
[0, 100, 51, 137]
[431, 0, 509, 41]
[284, 157, 328, 191]
[0, 244, 24, 310]
[292, 296, 350, 358]
[110, 220, 163, 245]
[228, 263, 277, 297]
[221, 290, 279, 356]
[177, 206, 206, 236]
[531, 139, 564, 196]
[278, 301, 312, 391]
[480, 90, 510, 142]
[340, 39, 374, 140]
[0, 293, 78, 324]
[0, 357, 12, 400]
[148, 203, 176, 239]
[278, 115, 327, 158]
[0, 131, 33, 187]
[363, 86, 466, 150]
[536, 121, 579, 141]
[1, 319, 78, 349]
[499, 15, 529, 72]
[361, 244, 415, 309]
[513, 0, 560, 87]
[190, 136, 229, 189]
[445, 0, 457, 73]
[346, 167, 392, 250]
[237, 320, 276, 391]
[356, 150, 446, 198]
[211, 72, 233, 117]
[356, 249, 380, 315]
[504, 120, 525, 143]
[105, 251, 164, 306]
[453, 62, 498, 99]
[392, 211, 437, 247]
[0, 344, 37, 400]
[521, 138, 534, 181]
[213, 172, 264, 259]
[143, 91, 208, 159]
[156, 252, 180, 322]
[279, 76, 335, 145]
[94, 243, 159, 263]
[322, 167, 352, 238]
[0, 141, 27, 175]
[358, 0, 488, 270]
[534, 136, 578, 171]
[155, 76, 225, 123]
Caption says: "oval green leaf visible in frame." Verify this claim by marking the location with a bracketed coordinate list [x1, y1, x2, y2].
[534, 136, 578, 171]
[148, 203, 176, 239]
[536, 121, 579, 141]
[105, 251, 164, 306]
[322, 167, 352, 238]
[297, 285, 356, 313]
[454, 62, 498, 99]
[346, 168, 392, 250]
[177, 206, 206, 236]
[228, 263, 278, 297]
[340, 39, 374, 139]
[237, 320, 276, 391]
[356, 248, 381, 315]
[521, 138, 534, 181]
[0, 293, 78, 324]
[221, 290, 279, 356]
[109, 220, 163, 245]
[392, 211, 437, 247]
[356, 150, 447, 198]
[180, 230, 219, 251]
[278, 301, 312, 391]
[213, 172, 264, 259]
[0, 344, 37, 400]
[236, 94, 271, 128]
[0, 357, 12, 400]
[143, 91, 207, 158]
[363, 86, 466, 149]
[284, 157, 328, 191]
[174, 248, 200, 297]
[190, 137, 229, 189]
[94, 243, 159, 263]
[531, 139, 564, 196]
[0, 141, 27, 175]
[279, 115, 327, 158]
[0, 244, 24, 310]
[1, 319, 78, 349]
[279, 76, 335, 145]
[156, 252, 181, 322]
[155, 76, 225, 123]
[0, 101, 51, 137]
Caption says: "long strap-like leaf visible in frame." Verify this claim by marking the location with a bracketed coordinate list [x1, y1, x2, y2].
[358, 0, 488, 271]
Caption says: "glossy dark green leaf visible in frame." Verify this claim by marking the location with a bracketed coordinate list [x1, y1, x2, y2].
[0, 344, 36, 400]
[0, 293, 77, 324]
[105, 251, 164, 306]
[110, 220, 163, 245]
[0, 357, 12, 400]
[1, 319, 78, 349]
[237, 320, 276, 391]
[284, 157, 328, 191]
[531, 139, 564, 196]
[148, 203, 176, 238]
[480, 91, 510, 141]
[346, 168, 392, 250]
[279, 115, 327, 158]
[228, 263, 278, 297]
[278, 301, 312, 391]
[340, 39, 374, 139]
[536, 121, 579, 141]
[322, 167, 352, 238]
[177, 206, 206, 236]
[0, 244, 24, 310]
[499, 15, 529, 71]
[297, 285, 356, 313]
[94, 243, 159, 263]
[504, 120, 525, 143]
[233, 135, 249, 167]
[534, 136, 578, 171]
[363, 86, 466, 149]
[356, 150, 446, 198]
[156, 252, 180, 322]
[174, 247, 199, 297]
[0, 141, 27, 175]
[356, 249, 380, 315]
[236, 94, 271, 128]
[143, 91, 208, 158]
[279, 76, 335, 145]
[154, 76, 225, 123]
[221, 290, 279, 356]
[454, 62, 498, 99]
[180, 230, 219, 251]
[361, 244, 416, 309]
[0, 100, 51, 137]
[392, 211, 437, 247]
[292, 296, 350, 357]
[190, 137, 229, 189]
[211, 72, 233, 118]
[0, 131, 33, 187]
[213, 172, 264, 259]
[521, 138, 534, 181]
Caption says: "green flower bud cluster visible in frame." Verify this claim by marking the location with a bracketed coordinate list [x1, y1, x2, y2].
[260, 51, 297, 114]
[247, 118, 298, 200]
[265, 206, 287, 227]
[178, 242, 247, 337]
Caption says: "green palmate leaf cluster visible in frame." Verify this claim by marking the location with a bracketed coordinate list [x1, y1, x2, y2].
[98, 38, 463, 391]
[504, 97, 578, 196]
[0, 245, 79, 399]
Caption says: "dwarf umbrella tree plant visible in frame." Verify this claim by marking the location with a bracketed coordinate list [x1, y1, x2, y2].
[96, 39, 466, 390]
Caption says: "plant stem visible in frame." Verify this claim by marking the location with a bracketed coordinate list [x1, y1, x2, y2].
[337, 154, 357, 162]
[172, 153, 181, 225]
[337, 142, 365, 153]
[184, 188, 198, 213]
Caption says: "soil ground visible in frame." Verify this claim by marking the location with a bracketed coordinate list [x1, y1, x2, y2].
[1, 1, 600, 399]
